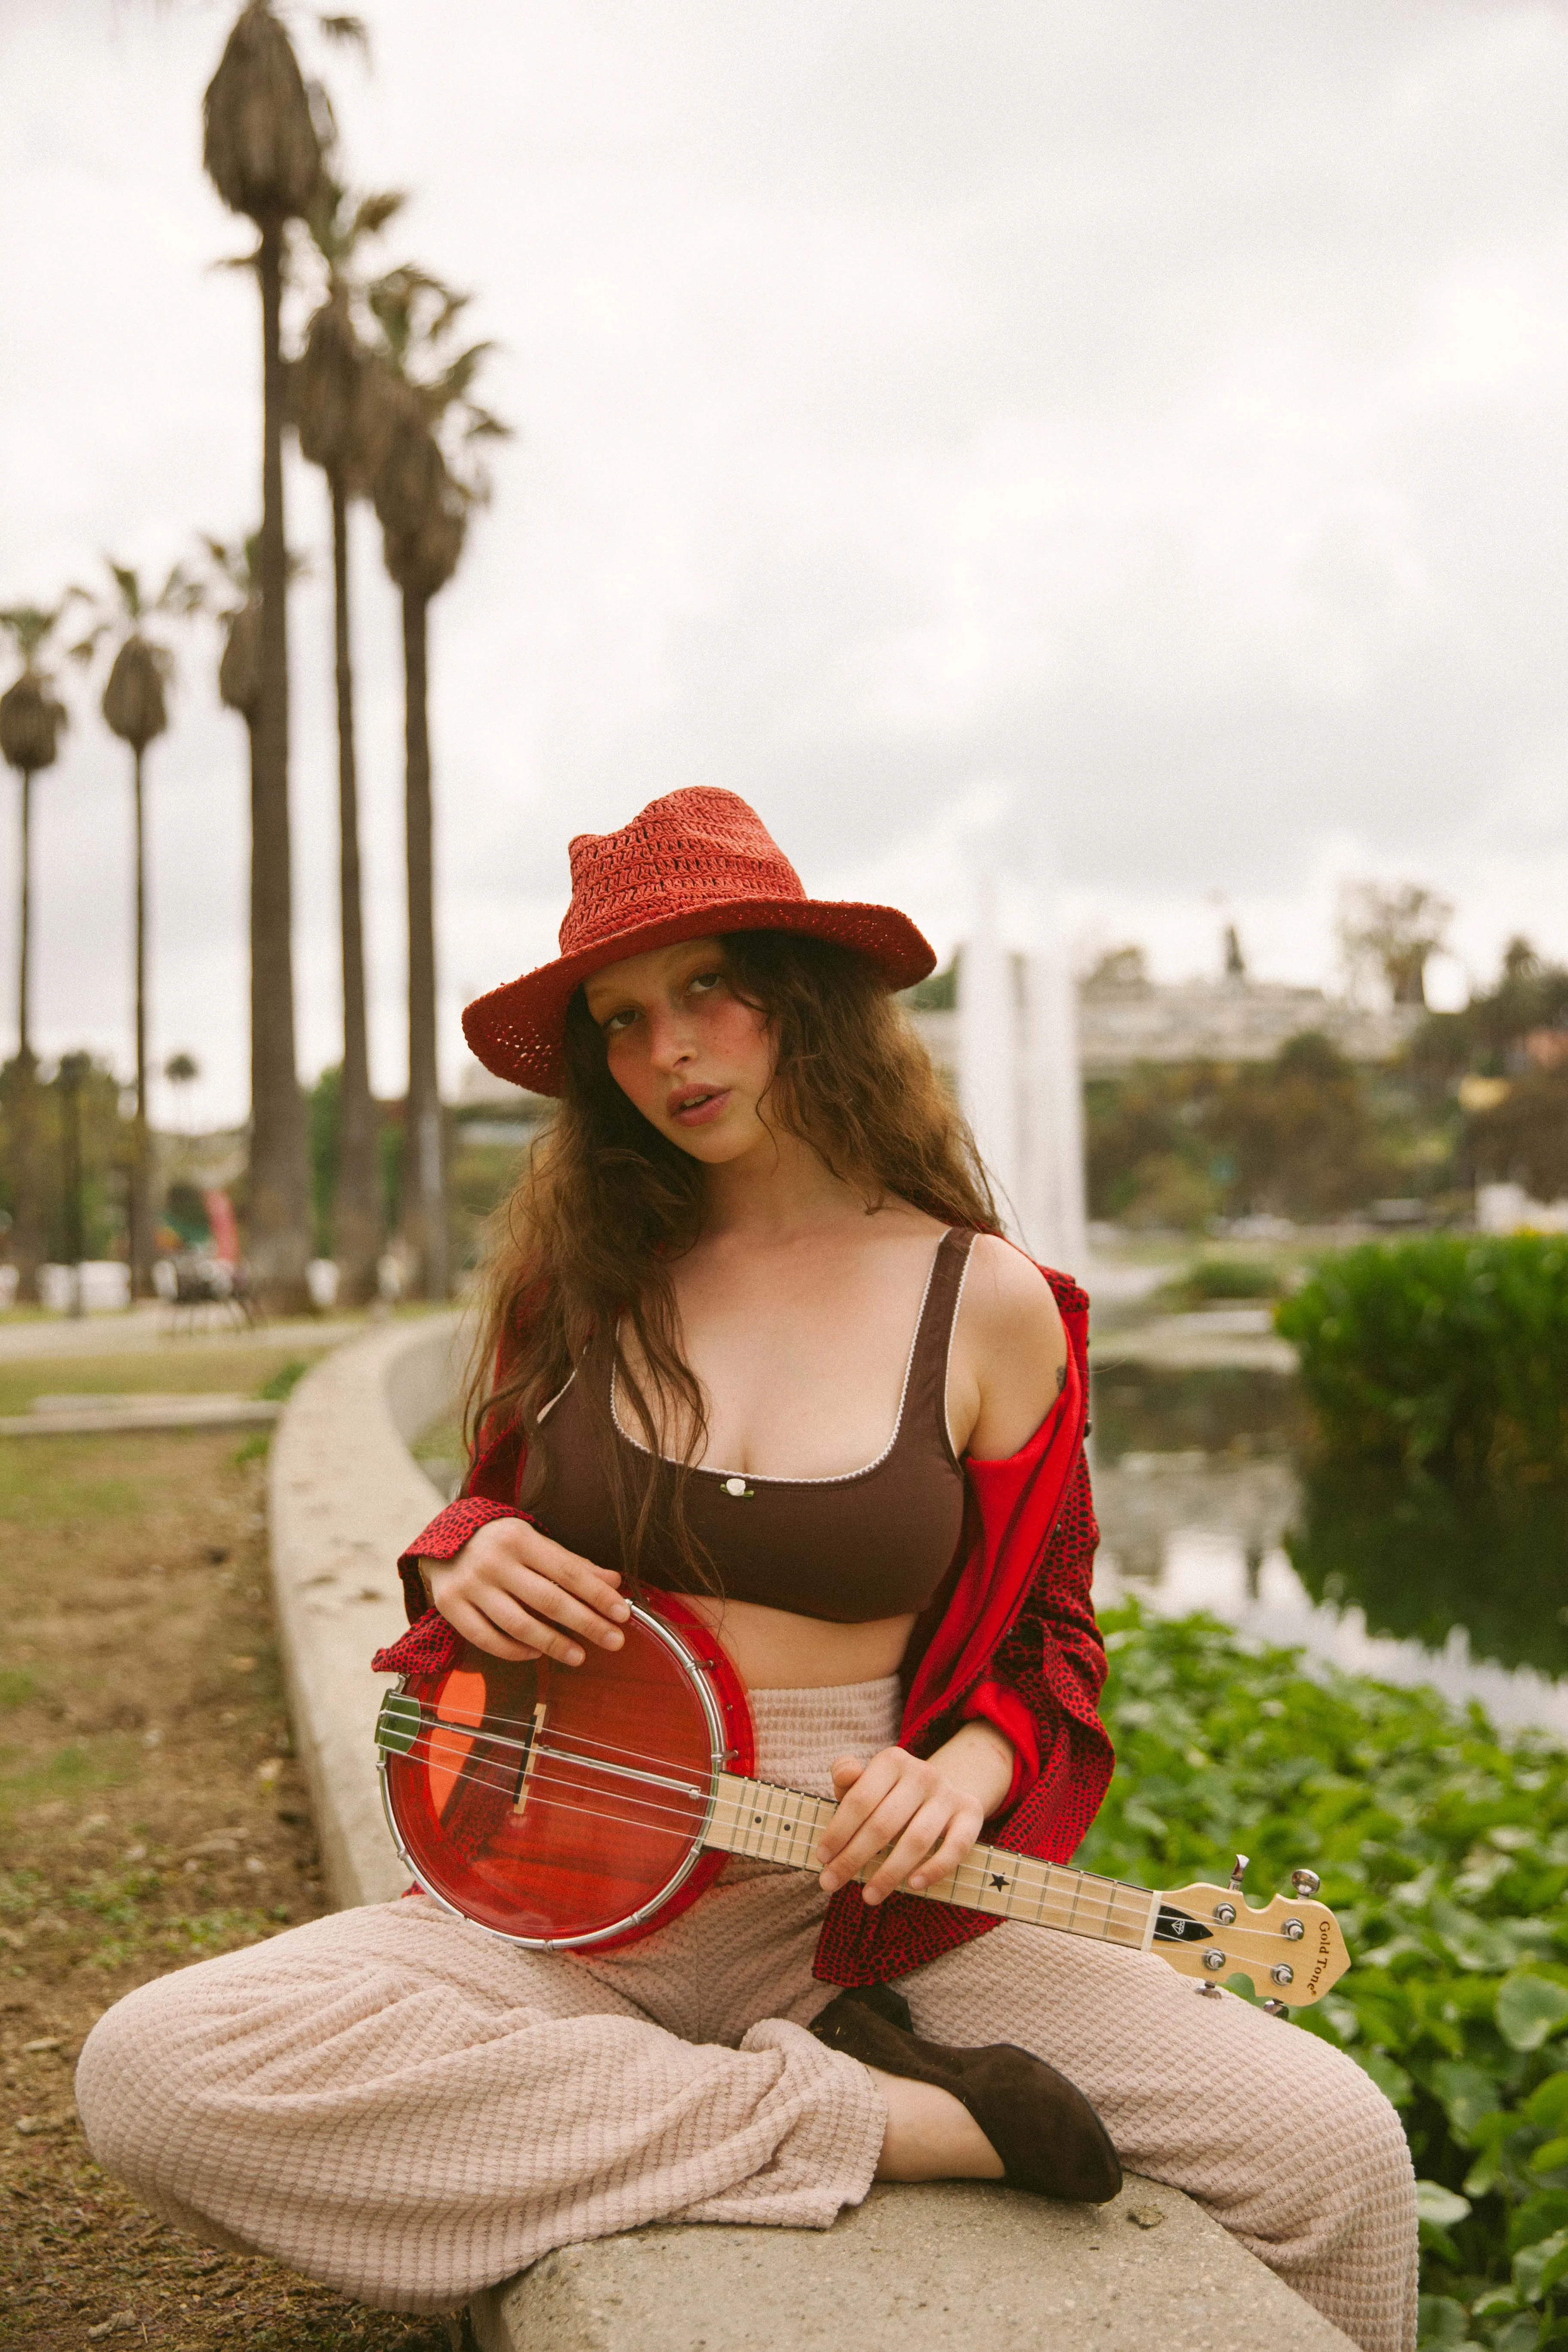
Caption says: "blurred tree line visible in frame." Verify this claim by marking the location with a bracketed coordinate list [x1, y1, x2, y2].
[0, 1054, 132, 1264]
[0, 1054, 530, 1290]
[1087, 937, 1568, 1229]
[307, 1068, 531, 1281]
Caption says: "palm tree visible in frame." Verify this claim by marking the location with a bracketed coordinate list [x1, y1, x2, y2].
[290, 178, 403, 1304]
[201, 0, 323, 1309]
[74, 563, 199, 1298]
[204, 535, 264, 725]
[366, 266, 508, 1300]
[0, 605, 71, 1301]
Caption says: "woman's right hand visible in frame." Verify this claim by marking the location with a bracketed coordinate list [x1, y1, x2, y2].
[420, 1520, 631, 1666]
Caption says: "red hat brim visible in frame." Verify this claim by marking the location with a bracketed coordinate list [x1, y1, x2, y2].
[463, 895, 937, 1096]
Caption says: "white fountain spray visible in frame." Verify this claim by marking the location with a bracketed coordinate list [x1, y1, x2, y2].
[958, 823, 1087, 1277]
[957, 870, 1021, 1229]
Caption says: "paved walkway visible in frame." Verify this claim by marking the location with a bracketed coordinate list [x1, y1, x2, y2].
[0, 1307, 388, 1362]
[1092, 1306, 1297, 1373]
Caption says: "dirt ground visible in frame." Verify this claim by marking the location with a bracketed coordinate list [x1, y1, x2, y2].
[0, 1368, 458, 2352]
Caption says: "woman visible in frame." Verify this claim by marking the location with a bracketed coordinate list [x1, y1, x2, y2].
[77, 788, 1416, 2351]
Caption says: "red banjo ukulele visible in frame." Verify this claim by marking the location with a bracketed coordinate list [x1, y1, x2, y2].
[374, 1592, 1349, 2007]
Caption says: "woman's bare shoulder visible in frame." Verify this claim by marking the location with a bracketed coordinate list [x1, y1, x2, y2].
[951, 1234, 1069, 1460]
[963, 1234, 1067, 1357]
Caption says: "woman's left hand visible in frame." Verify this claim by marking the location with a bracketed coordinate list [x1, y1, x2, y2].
[815, 1722, 1014, 1905]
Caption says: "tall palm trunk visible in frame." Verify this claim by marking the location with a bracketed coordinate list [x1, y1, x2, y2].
[249, 215, 310, 1306]
[128, 749, 153, 1298]
[17, 767, 33, 1068]
[11, 769, 43, 1302]
[400, 586, 445, 1301]
[330, 471, 381, 1301]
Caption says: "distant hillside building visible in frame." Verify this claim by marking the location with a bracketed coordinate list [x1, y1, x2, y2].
[906, 956, 1420, 1084]
[1072, 965, 1421, 1077]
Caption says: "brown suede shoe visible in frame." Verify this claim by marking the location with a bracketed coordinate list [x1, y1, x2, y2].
[810, 1981, 1122, 2205]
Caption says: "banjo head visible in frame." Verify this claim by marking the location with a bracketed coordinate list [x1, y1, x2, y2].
[378, 1603, 728, 1949]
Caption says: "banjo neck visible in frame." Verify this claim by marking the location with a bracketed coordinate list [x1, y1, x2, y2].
[709, 1771, 1157, 1950]
[706, 1771, 1348, 2004]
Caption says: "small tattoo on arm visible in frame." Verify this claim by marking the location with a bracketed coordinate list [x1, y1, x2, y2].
[1055, 1364, 1066, 1394]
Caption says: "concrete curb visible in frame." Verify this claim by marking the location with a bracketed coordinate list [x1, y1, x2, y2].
[268, 1312, 463, 1910]
[270, 1315, 1353, 2352]
[471, 2176, 1355, 2351]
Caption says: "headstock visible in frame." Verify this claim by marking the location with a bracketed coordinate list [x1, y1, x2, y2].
[1153, 1864, 1349, 2008]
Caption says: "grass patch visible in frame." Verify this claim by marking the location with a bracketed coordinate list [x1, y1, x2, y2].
[1163, 1255, 1285, 1309]
[0, 1341, 332, 1420]
[0, 1421, 447, 2349]
[256, 1357, 312, 1404]
[0, 1440, 144, 1527]
[410, 1414, 465, 1501]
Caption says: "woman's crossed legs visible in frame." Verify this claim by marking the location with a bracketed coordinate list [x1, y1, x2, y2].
[76, 1867, 1413, 2352]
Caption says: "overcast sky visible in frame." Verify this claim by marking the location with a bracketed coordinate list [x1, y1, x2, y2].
[3, 0, 1566, 1126]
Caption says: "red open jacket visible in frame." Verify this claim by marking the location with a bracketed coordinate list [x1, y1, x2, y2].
[372, 1263, 1113, 1985]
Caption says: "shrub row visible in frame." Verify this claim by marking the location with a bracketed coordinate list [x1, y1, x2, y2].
[1275, 1235, 1568, 1483]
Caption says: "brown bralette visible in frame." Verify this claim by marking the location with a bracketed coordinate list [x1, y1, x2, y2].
[535, 1228, 977, 1624]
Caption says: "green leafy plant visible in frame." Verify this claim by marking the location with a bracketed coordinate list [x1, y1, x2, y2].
[1275, 1237, 1568, 1483]
[1083, 1604, 1568, 2347]
[1168, 1256, 1284, 1308]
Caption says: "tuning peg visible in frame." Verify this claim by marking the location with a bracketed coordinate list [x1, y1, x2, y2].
[1291, 1868, 1321, 1899]
[1228, 1853, 1249, 1893]
[1260, 1998, 1290, 2017]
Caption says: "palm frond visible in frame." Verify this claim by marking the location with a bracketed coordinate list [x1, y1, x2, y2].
[156, 562, 204, 618]
[108, 562, 143, 619]
[306, 76, 338, 161]
[354, 189, 405, 238]
[0, 605, 67, 664]
[430, 288, 472, 340]
[317, 13, 370, 60]
[304, 173, 350, 263]
[200, 536, 249, 592]
[429, 340, 495, 404]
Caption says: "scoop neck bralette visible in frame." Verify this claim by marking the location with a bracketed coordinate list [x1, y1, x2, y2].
[534, 1227, 978, 1625]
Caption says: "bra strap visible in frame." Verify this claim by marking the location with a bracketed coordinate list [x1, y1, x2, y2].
[899, 1228, 978, 1468]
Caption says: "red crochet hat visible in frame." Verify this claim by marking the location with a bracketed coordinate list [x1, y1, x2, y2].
[463, 787, 936, 1096]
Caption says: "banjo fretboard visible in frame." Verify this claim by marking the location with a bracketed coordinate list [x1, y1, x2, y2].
[707, 1772, 1159, 1950]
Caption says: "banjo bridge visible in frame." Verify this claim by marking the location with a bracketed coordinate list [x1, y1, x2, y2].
[512, 1701, 549, 1816]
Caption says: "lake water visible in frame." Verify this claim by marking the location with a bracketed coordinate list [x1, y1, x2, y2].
[1089, 1358, 1568, 1744]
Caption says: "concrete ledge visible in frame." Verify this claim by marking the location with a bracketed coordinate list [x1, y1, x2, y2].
[274, 1314, 1350, 2352]
[471, 2176, 1353, 2351]
[0, 1395, 281, 1437]
[268, 1311, 463, 1909]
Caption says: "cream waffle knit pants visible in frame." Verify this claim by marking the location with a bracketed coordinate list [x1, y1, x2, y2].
[76, 1680, 1416, 2352]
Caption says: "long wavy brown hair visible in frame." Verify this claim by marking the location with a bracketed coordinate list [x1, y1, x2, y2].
[467, 929, 999, 1587]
